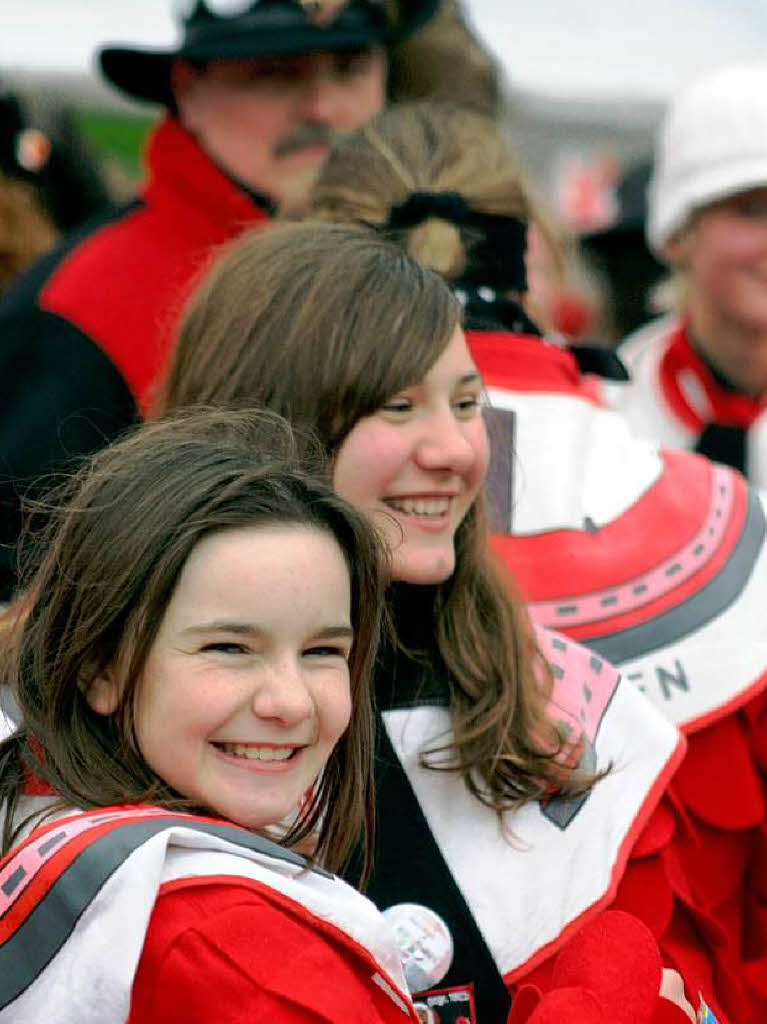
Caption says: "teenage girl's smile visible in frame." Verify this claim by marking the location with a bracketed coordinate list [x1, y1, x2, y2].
[333, 326, 489, 584]
[383, 492, 458, 524]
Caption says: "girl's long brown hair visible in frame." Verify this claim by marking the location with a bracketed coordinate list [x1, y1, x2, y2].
[158, 223, 591, 818]
[0, 408, 385, 875]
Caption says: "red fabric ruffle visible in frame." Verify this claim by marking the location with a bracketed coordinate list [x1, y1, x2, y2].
[506, 911, 695, 1023]
[507, 699, 766, 1022]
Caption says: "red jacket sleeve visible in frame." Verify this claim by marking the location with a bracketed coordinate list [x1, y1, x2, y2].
[129, 880, 412, 1024]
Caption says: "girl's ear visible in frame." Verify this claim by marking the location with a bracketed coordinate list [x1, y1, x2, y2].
[84, 669, 120, 716]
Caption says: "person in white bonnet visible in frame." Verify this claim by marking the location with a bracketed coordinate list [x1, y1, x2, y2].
[609, 64, 767, 485]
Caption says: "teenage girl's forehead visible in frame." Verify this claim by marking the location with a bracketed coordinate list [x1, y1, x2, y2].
[420, 327, 481, 387]
[163, 524, 353, 625]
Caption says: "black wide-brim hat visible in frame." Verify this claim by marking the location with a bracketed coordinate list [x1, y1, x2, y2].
[99, 0, 438, 106]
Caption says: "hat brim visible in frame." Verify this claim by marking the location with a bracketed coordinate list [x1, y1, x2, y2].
[99, 0, 437, 106]
[648, 158, 767, 254]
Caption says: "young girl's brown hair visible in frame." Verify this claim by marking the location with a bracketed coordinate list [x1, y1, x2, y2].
[158, 222, 589, 819]
[0, 407, 385, 875]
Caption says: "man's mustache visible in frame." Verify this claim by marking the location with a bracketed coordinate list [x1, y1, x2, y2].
[273, 122, 334, 158]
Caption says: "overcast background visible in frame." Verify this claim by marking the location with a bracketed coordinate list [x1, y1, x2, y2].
[3, 1, 767, 229]
[2, 0, 767, 103]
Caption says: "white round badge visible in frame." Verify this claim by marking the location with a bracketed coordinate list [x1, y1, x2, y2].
[382, 903, 454, 994]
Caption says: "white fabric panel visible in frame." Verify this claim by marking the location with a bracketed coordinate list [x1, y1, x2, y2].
[382, 677, 680, 980]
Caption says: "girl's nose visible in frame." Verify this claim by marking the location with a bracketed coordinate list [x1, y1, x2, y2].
[414, 410, 482, 473]
[251, 658, 314, 725]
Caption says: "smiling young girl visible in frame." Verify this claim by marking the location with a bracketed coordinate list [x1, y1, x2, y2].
[157, 223, 706, 1023]
[0, 408, 424, 1023]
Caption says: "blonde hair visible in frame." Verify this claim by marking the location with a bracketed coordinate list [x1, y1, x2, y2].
[307, 101, 562, 287]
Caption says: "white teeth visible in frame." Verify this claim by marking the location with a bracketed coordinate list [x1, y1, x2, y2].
[386, 497, 450, 517]
[221, 744, 295, 761]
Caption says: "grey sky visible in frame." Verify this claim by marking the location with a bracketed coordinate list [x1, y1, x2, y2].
[2, 0, 766, 103]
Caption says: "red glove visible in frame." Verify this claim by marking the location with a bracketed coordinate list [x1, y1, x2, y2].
[507, 911, 693, 1024]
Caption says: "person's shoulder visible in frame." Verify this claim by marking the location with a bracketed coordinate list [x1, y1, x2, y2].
[141, 876, 301, 951]
[132, 879, 414, 1022]
[39, 197, 175, 303]
[618, 313, 678, 368]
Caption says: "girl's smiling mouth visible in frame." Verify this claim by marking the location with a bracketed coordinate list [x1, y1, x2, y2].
[211, 741, 307, 766]
[383, 495, 453, 517]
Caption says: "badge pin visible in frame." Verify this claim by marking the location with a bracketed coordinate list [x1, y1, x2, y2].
[383, 903, 454, 994]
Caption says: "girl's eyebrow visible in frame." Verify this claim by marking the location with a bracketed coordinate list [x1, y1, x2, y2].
[182, 621, 261, 637]
[181, 621, 353, 638]
[309, 625, 355, 640]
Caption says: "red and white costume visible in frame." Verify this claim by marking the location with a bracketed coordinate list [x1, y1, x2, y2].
[365, 620, 701, 1022]
[0, 803, 417, 1023]
[470, 328, 767, 1021]
[606, 315, 767, 485]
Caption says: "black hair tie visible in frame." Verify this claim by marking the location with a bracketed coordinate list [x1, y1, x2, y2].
[382, 190, 528, 294]
[384, 191, 471, 230]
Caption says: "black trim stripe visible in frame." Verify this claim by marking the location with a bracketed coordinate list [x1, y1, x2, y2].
[361, 724, 512, 1024]
[0, 815, 321, 1009]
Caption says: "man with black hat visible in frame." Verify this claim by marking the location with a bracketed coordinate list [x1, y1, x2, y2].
[0, 0, 436, 601]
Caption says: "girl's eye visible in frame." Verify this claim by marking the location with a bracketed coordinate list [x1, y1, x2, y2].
[454, 394, 481, 415]
[304, 644, 349, 660]
[381, 399, 412, 414]
[201, 642, 248, 655]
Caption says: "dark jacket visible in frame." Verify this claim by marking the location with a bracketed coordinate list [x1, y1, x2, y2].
[0, 116, 269, 598]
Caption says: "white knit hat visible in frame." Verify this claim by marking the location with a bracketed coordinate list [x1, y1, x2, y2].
[648, 64, 767, 256]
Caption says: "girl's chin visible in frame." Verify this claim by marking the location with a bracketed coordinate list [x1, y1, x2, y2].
[390, 553, 456, 585]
